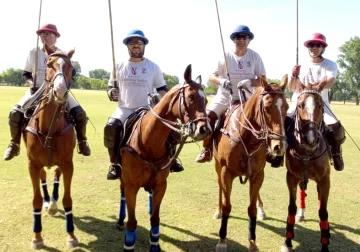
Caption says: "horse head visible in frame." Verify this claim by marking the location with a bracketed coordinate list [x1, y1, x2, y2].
[245, 75, 288, 156]
[45, 49, 75, 104]
[294, 79, 327, 152]
[166, 64, 211, 141]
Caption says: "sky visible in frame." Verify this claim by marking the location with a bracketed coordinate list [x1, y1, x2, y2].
[0, 0, 359, 83]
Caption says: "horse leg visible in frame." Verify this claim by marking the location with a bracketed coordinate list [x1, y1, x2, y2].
[61, 162, 79, 248]
[40, 168, 50, 211]
[29, 163, 44, 249]
[247, 170, 264, 252]
[318, 176, 331, 252]
[124, 185, 140, 252]
[117, 179, 126, 231]
[281, 171, 300, 252]
[149, 183, 167, 252]
[215, 168, 233, 252]
[48, 167, 61, 216]
[296, 182, 307, 222]
[257, 193, 267, 220]
[213, 160, 222, 219]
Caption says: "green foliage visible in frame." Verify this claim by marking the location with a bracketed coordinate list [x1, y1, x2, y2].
[0, 68, 23, 86]
[337, 36, 360, 105]
[163, 73, 179, 89]
[204, 81, 218, 95]
[72, 60, 82, 76]
[89, 69, 110, 80]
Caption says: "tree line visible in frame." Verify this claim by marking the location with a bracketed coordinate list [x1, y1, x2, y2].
[1, 37, 359, 104]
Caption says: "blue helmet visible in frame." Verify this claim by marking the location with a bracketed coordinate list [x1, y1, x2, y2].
[230, 25, 254, 40]
[123, 29, 149, 45]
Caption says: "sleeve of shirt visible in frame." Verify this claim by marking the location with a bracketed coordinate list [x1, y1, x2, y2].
[153, 64, 166, 89]
[213, 56, 226, 78]
[254, 52, 266, 77]
[326, 60, 337, 79]
[24, 49, 35, 74]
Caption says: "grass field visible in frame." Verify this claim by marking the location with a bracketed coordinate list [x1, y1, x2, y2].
[0, 86, 359, 252]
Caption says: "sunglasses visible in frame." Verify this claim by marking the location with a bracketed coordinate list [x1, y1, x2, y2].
[234, 34, 249, 40]
[40, 32, 56, 38]
[308, 43, 324, 48]
[128, 40, 144, 46]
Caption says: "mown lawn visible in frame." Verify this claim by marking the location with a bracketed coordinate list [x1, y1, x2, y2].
[0, 86, 359, 252]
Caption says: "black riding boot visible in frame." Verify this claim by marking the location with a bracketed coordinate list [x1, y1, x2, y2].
[70, 106, 91, 156]
[3, 109, 24, 161]
[326, 121, 346, 171]
[266, 116, 295, 168]
[167, 132, 184, 172]
[104, 117, 123, 180]
[107, 148, 122, 180]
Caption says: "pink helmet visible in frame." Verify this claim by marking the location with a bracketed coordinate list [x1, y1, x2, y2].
[304, 33, 327, 47]
[36, 24, 60, 38]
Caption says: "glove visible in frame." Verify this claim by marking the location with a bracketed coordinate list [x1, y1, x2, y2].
[219, 79, 232, 92]
[292, 65, 301, 77]
[237, 79, 251, 90]
[107, 87, 119, 101]
[26, 80, 38, 95]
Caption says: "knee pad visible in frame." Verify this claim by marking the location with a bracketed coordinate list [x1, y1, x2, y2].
[327, 122, 345, 143]
[70, 106, 87, 124]
[104, 117, 123, 148]
[9, 108, 24, 127]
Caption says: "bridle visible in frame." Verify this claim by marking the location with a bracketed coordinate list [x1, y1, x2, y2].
[294, 89, 324, 154]
[148, 82, 209, 139]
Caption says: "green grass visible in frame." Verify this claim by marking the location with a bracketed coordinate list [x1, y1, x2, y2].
[0, 86, 359, 252]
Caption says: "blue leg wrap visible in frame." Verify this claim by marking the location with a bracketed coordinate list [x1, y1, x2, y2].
[33, 209, 42, 233]
[148, 191, 153, 214]
[41, 181, 50, 202]
[65, 207, 74, 232]
[120, 193, 126, 222]
[248, 216, 257, 241]
[219, 215, 229, 239]
[124, 230, 137, 251]
[52, 177, 60, 201]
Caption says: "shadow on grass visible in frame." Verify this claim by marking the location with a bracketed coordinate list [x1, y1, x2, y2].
[230, 215, 360, 252]
[52, 210, 244, 252]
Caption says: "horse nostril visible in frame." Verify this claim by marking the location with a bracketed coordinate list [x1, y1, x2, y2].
[199, 125, 208, 135]
[274, 145, 281, 152]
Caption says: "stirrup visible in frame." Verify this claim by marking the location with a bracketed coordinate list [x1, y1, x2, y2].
[107, 164, 122, 180]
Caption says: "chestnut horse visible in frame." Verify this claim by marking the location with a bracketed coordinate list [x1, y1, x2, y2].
[214, 76, 288, 252]
[23, 50, 78, 249]
[281, 80, 331, 252]
[119, 64, 211, 251]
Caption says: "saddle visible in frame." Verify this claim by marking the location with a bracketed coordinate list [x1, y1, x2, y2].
[120, 107, 149, 148]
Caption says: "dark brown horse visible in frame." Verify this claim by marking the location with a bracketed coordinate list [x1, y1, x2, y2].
[213, 76, 288, 252]
[119, 65, 211, 251]
[24, 49, 78, 249]
[281, 79, 331, 252]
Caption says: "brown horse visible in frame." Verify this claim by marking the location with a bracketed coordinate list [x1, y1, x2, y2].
[281, 79, 331, 252]
[23, 49, 78, 249]
[213, 76, 288, 252]
[119, 64, 211, 251]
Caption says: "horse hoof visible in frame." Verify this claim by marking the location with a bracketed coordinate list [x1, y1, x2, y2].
[47, 200, 58, 216]
[116, 223, 126, 231]
[295, 215, 305, 223]
[43, 201, 50, 211]
[213, 212, 222, 219]
[31, 239, 44, 250]
[257, 212, 267, 220]
[66, 237, 79, 248]
[280, 243, 292, 252]
[216, 242, 227, 252]
[249, 240, 259, 252]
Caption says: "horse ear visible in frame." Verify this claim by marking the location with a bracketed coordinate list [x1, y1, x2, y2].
[195, 75, 202, 85]
[67, 48, 75, 59]
[184, 64, 192, 84]
[260, 75, 271, 91]
[279, 74, 288, 91]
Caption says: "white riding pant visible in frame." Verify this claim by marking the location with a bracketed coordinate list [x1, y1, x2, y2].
[111, 107, 137, 124]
